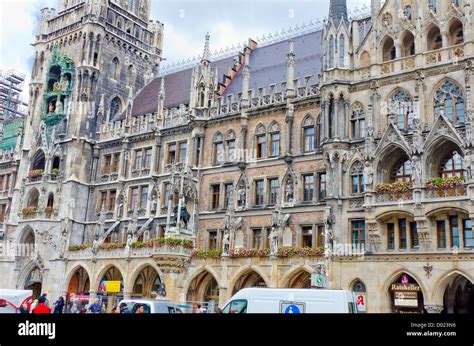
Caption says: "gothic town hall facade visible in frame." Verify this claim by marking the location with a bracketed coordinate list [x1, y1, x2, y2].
[0, 0, 473, 313]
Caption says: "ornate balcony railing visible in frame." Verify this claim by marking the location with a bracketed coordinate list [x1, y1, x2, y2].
[424, 185, 467, 199]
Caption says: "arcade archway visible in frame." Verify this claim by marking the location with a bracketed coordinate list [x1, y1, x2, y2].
[443, 274, 473, 314]
[187, 271, 220, 306]
[132, 266, 161, 298]
[232, 271, 267, 295]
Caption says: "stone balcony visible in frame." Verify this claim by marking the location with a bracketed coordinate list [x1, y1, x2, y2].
[373, 184, 468, 206]
[67, 239, 193, 261]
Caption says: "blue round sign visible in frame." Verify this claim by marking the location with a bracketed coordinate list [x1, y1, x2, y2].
[284, 305, 301, 314]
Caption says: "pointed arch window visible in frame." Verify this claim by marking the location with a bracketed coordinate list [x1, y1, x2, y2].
[350, 161, 365, 194]
[213, 132, 224, 165]
[391, 158, 412, 183]
[404, 5, 412, 20]
[226, 130, 236, 162]
[339, 34, 345, 67]
[329, 35, 335, 68]
[111, 57, 120, 79]
[434, 81, 464, 125]
[110, 97, 121, 120]
[388, 90, 413, 130]
[440, 151, 466, 178]
[268, 122, 280, 157]
[302, 115, 316, 152]
[351, 104, 365, 139]
[255, 124, 267, 159]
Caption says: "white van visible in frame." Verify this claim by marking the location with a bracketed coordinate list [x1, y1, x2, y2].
[0, 289, 32, 314]
[222, 288, 358, 313]
[118, 298, 183, 313]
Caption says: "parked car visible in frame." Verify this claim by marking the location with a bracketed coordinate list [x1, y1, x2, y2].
[118, 298, 183, 313]
[222, 288, 358, 313]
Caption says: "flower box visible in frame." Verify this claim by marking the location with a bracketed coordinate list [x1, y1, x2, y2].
[22, 207, 38, 217]
[28, 170, 44, 178]
[44, 207, 55, 218]
[68, 244, 92, 251]
[191, 249, 223, 258]
[375, 181, 413, 194]
[426, 176, 464, 190]
[50, 169, 60, 176]
[276, 246, 324, 258]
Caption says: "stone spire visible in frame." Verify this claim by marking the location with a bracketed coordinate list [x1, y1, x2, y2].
[286, 40, 295, 99]
[329, 0, 348, 27]
[241, 47, 250, 109]
[202, 32, 211, 62]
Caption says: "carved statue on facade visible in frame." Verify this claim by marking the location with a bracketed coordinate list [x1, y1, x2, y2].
[411, 155, 422, 186]
[269, 192, 290, 256]
[324, 205, 335, 254]
[222, 202, 242, 256]
[173, 203, 191, 229]
[237, 181, 246, 208]
[284, 175, 294, 205]
[363, 161, 374, 190]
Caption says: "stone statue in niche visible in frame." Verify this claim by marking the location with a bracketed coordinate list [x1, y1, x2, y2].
[55, 97, 63, 114]
[48, 101, 55, 113]
[364, 161, 374, 190]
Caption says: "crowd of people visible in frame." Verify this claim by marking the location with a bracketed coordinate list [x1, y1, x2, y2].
[19, 294, 221, 314]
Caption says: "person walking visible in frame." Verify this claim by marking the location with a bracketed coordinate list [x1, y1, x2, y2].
[119, 302, 131, 314]
[88, 298, 102, 313]
[53, 296, 65, 314]
[20, 303, 30, 314]
[32, 296, 51, 314]
[30, 299, 38, 313]
[70, 302, 79, 314]
[194, 303, 203, 314]
[40, 293, 50, 308]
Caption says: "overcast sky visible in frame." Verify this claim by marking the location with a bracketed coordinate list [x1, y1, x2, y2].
[0, 0, 370, 100]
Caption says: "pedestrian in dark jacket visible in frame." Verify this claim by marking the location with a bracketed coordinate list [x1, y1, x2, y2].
[53, 297, 65, 314]
[119, 302, 131, 314]
[88, 298, 102, 313]
[32, 296, 51, 314]
[20, 303, 29, 314]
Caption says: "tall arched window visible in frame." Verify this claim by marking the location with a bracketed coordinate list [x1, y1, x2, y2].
[382, 36, 396, 61]
[110, 97, 121, 120]
[213, 132, 224, 164]
[111, 58, 120, 79]
[440, 151, 466, 178]
[328, 35, 335, 68]
[339, 34, 345, 67]
[352, 280, 367, 312]
[404, 5, 412, 20]
[302, 115, 316, 152]
[351, 104, 365, 139]
[268, 121, 281, 157]
[392, 158, 412, 182]
[427, 25, 442, 50]
[434, 81, 464, 124]
[448, 19, 464, 45]
[226, 130, 236, 162]
[401, 31, 415, 57]
[255, 124, 267, 159]
[388, 90, 413, 129]
[351, 161, 365, 194]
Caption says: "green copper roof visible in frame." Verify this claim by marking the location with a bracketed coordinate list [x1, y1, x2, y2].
[0, 118, 23, 150]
